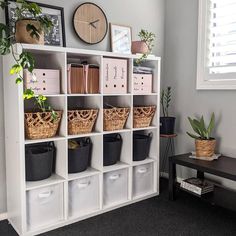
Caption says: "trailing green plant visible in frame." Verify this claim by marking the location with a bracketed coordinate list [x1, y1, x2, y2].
[187, 113, 215, 140]
[160, 86, 171, 117]
[0, 0, 56, 119]
[135, 29, 155, 65]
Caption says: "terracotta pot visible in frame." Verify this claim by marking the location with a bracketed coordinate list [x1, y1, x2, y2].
[131, 41, 148, 54]
[195, 139, 216, 158]
[15, 19, 44, 45]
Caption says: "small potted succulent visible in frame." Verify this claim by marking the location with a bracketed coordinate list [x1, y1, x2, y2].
[160, 87, 176, 135]
[187, 113, 216, 158]
[132, 29, 155, 65]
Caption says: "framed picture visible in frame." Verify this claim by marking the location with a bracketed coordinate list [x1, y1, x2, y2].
[110, 24, 132, 54]
[5, 1, 66, 47]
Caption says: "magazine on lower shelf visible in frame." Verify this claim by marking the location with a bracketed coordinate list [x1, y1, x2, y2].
[180, 178, 214, 195]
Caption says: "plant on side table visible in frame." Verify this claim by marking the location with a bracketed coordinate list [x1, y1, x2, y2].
[187, 113, 216, 158]
[0, 0, 60, 139]
[160, 86, 176, 135]
[132, 29, 155, 65]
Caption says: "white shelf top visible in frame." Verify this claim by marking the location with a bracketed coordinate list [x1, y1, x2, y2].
[18, 43, 161, 61]
[68, 132, 102, 139]
[133, 126, 157, 132]
[132, 158, 156, 166]
[26, 174, 65, 191]
[25, 136, 66, 144]
[103, 161, 129, 173]
[68, 167, 100, 181]
[103, 129, 131, 135]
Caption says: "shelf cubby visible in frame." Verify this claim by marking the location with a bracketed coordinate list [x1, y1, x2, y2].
[67, 54, 102, 95]
[25, 139, 67, 190]
[133, 95, 158, 127]
[24, 50, 67, 94]
[103, 95, 132, 130]
[67, 96, 102, 134]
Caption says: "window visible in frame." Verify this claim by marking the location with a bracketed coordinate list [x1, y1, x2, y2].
[197, 0, 236, 89]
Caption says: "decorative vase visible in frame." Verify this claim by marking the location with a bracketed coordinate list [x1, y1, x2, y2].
[160, 117, 176, 135]
[15, 19, 44, 45]
[195, 139, 216, 157]
[131, 41, 148, 54]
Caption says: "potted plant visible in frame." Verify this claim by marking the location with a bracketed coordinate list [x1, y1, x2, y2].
[187, 113, 216, 158]
[0, 0, 57, 124]
[132, 29, 155, 65]
[160, 86, 176, 134]
[1, 0, 53, 44]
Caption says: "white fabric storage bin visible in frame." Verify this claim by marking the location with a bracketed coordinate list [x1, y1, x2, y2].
[103, 168, 128, 207]
[133, 163, 153, 198]
[68, 175, 100, 217]
[27, 184, 63, 230]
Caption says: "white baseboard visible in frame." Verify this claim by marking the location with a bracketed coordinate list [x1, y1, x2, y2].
[0, 212, 7, 221]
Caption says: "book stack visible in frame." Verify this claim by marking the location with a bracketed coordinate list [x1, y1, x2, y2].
[180, 178, 214, 195]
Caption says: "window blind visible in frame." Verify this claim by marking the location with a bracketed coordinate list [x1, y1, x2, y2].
[208, 0, 236, 75]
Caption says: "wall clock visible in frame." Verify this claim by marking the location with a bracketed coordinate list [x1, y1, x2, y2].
[73, 3, 108, 44]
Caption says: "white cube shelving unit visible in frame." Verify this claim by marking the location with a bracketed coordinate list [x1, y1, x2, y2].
[3, 43, 161, 236]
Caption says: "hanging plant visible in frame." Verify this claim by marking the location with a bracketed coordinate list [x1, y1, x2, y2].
[0, 0, 57, 118]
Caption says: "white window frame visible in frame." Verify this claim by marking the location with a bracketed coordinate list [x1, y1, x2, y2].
[196, 0, 236, 90]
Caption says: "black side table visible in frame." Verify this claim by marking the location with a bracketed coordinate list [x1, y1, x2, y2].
[169, 153, 236, 211]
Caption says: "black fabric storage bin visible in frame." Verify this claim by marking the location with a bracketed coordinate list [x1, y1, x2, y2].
[25, 142, 55, 181]
[103, 134, 122, 166]
[68, 138, 92, 173]
[133, 133, 152, 161]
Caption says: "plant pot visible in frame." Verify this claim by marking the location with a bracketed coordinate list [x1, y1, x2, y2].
[103, 134, 122, 166]
[25, 142, 55, 181]
[131, 41, 148, 54]
[133, 133, 152, 161]
[15, 19, 44, 45]
[195, 139, 216, 158]
[160, 117, 176, 135]
[68, 138, 92, 173]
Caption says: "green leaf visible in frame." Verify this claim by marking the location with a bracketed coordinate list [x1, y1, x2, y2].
[207, 112, 215, 137]
[23, 89, 35, 100]
[186, 132, 199, 139]
[10, 64, 23, 75]
[15, 77, 22, 84]
[188, 117, 202, 136]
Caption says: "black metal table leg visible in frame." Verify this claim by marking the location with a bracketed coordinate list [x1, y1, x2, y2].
[197, 171, 204, 179]
[169, 157, 176, 200]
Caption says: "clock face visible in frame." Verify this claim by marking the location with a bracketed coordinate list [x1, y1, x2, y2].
[73, 3, 108, 44]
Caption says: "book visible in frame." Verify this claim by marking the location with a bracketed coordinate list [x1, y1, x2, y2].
[180, 178, 214, 195]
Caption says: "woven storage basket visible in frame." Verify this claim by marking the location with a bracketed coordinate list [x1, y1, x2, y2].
[195, 139, 216, 158]
[68, 109, 98, 135]
[104, 107, 130, 131]
[133, 106, 156, 128]
[25, 111, 62, 140]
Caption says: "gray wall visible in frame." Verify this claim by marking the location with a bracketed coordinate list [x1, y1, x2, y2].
[164, 0, 236, 189]
[0, 0, 165, 214]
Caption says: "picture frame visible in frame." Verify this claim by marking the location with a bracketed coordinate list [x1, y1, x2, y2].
[110, 23, 132, 54]
[5, 0, 66, 47]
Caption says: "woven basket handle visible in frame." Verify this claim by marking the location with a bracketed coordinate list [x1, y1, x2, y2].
[79, 110, 95, 121]
[148, 132, 153, 139]
[115, 133, 122, 140]
[141, 107, 154, 116]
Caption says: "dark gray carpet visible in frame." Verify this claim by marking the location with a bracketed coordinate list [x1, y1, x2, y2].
[1, 178, 236, 236]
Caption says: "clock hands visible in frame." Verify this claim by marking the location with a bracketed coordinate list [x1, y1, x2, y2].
[90, 19, 100, 29]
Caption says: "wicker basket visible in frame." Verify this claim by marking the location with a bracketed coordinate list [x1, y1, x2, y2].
[104, 107, 130, 131]
[195, 139, 216, 158]
[68, 109, 98, 135]
[25, 111, 62, 140]
[133, 106, 156, 128]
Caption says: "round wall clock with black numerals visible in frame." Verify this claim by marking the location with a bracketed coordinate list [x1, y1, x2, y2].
[73, 2, 108, 45]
